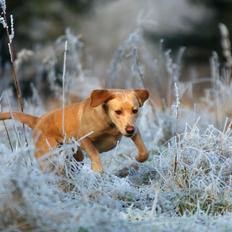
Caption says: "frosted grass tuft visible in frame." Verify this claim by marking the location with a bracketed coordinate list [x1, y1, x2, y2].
[0, 0, 6, 13]
[1, 110, 232, 231]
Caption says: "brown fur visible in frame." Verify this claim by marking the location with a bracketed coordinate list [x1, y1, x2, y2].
[0, 89, 149, 172]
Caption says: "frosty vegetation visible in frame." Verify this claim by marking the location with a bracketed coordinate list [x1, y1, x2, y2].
[1, 4, 232, 232]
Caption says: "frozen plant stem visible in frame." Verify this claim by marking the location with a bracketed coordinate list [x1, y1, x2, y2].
[174, 82, 180, 175]
[0, 99, 13, 150]
[62, 40, 68, 137]
[5, 91, 22, 147]
[219, 23, 232, 81]
[1, 12, 24, 112]
[0, 0, 6, 15]
[1, 103, 13, 151]
[0, 4, 28, 145]
[2, 121, 13, 151]
[150, 184, 160, 217]
[210, 52, 220, 128]
[174, 82, 180, 121]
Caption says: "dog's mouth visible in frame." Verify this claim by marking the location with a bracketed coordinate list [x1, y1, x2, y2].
[125, 133, 134, 138]
[124, 128, 137, 138]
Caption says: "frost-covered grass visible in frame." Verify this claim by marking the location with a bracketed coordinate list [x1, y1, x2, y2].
[0, 106, 232, 231]
[1, 3, 232, 230]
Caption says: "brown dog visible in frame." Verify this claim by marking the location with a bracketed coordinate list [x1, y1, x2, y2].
[0, 89, 149, 172]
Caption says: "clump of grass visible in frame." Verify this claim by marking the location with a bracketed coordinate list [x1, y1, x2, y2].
[152, 121, 232, 216]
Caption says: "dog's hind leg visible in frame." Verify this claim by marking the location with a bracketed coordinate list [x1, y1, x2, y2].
[34, 134, 59, 171]
[73, 148, 84, 162]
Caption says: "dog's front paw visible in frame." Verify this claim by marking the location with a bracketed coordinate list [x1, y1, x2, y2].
[136, 151, 149, 162]
[91, 162, 104, 173]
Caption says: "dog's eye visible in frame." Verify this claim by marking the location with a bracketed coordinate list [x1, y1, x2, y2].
[132, 108, 138, 114]
[115, 110, 122, 115]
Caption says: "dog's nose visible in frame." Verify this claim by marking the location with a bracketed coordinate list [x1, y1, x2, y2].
[126, 125, 135, 135]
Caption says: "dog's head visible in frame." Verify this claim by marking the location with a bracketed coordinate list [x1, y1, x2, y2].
[90, 89, 149, 137]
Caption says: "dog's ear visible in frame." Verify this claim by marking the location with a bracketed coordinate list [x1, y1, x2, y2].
[90, 90, 114, 107]
[134, 89, 149, 107]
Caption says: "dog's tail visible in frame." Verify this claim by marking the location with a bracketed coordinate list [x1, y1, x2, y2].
[0, 112, 39, 129]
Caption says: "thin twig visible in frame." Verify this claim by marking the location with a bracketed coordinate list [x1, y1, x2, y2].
[0, 96, 13, 150]
[62, 40, 68, 138]
[5, 91, 22, 147]
[0, 6, 28, 145]
[219, 23, 232, 82]
[173, 81, 180, 175]
[2, 13, 24, 111]
[2, 121, 13, 151]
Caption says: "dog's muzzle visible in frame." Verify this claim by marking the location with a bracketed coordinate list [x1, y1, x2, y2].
[125, 125, 136, 137]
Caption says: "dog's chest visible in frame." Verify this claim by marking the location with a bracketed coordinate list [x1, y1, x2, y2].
[91, 127, 122, 152]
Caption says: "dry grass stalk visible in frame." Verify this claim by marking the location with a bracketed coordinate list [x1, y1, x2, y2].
[2, 121, 13, 151]
[0, 3, 28, 144]
[173, 82, 180, 175]
[1, 12, 24, 111]
[219, 23, 232, 81]
[0, 97, 13, 150]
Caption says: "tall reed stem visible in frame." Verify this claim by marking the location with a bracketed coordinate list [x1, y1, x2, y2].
[1, 4, 28, 145]
[62, 41, 68, 137]
[2, 13, 24, 112]
[2, 121, 13, 151]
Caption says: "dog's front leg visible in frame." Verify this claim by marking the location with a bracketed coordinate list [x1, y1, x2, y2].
[131, 130, 149, 162]
[80, 138, 103, 173]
